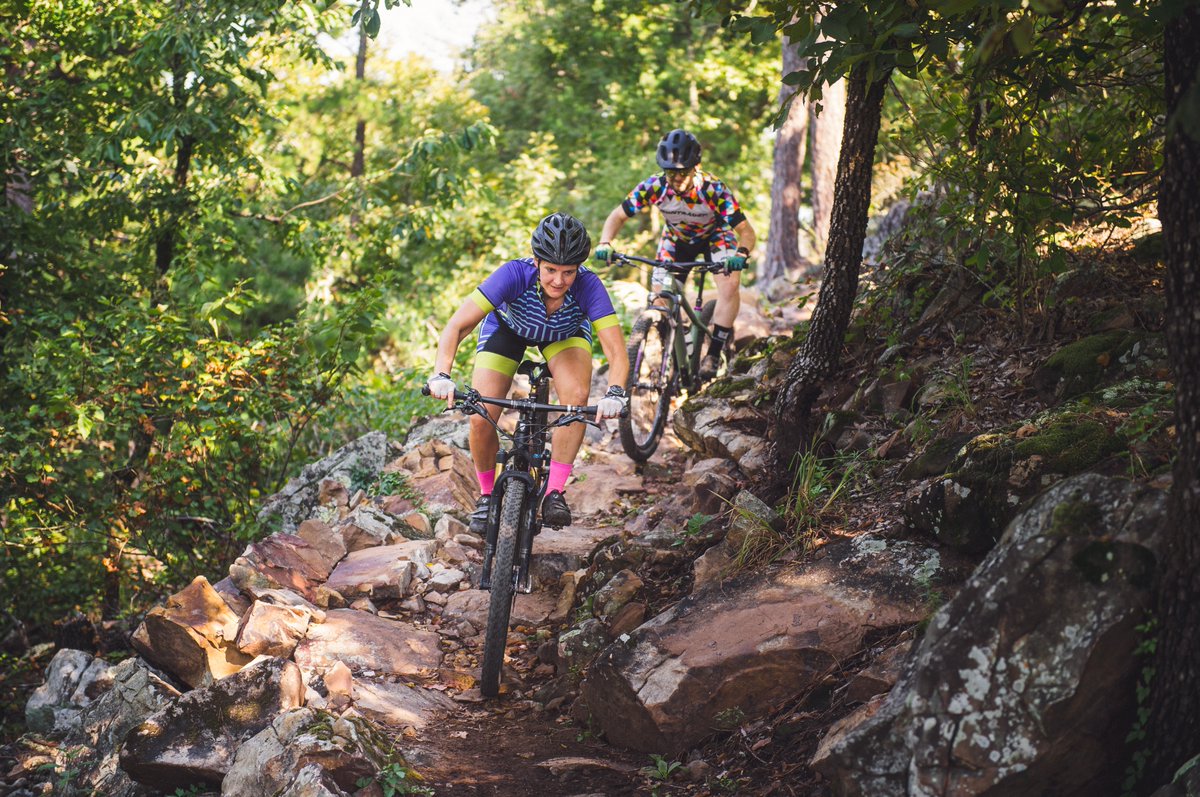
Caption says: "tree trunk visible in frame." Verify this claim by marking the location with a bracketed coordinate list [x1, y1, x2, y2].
[810, 77, 846, 258]
[1149, 5, 1200, 787]
[764, 64, 891, 500]
[759, 35, 808, 286]
[351, 23, 368, 179]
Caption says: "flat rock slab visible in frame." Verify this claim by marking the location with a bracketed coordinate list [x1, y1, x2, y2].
[293, 609, 441, 677]
[351, 679, 457, 729]
[325, 544, 427, 600]
[582, 537, 944, 754]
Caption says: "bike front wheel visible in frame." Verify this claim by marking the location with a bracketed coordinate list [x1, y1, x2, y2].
[619, 312, 678, 462]
[480, 478, 526, 697]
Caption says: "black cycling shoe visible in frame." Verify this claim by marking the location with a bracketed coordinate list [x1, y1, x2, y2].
[541, 491, 572, 528]
[698, 351, 722, 383]
[468, 495, 491, 535]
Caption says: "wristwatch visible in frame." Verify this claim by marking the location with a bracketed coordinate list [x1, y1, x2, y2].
[605, 385, 627, 398]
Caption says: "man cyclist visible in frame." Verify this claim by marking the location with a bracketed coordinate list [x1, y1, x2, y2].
[427, 212, 630, 534]
[595, 128, 756, 381]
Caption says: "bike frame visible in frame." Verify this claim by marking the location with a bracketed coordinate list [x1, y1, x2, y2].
[617, 253, 725, 386]
[435, 364, 598, 595]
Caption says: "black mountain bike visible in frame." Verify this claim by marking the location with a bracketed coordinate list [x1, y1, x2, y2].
[425, 360, 604, 697]
[611, 252, 726, 462]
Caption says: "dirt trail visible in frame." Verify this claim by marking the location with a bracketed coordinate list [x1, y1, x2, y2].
[401, 424, 693, 796]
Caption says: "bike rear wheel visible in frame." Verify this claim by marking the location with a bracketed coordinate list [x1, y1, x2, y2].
[619, 312, 678, 462]
[480, 479, 525, 697]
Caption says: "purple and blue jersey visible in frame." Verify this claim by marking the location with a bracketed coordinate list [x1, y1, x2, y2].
[469, 258, 619, 349]
[621, 170, 747, 260]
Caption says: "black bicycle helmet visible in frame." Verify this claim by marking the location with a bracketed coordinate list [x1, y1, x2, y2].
[531, 212, 591, 265]
[656, 128, 702, 170]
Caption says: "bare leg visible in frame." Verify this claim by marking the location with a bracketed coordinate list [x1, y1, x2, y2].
[468, 367, 514, 477]
[711, 270, 741, 328]
[545, 345, 593, 465]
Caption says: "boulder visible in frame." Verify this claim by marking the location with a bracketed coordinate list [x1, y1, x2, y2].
[235, 601, 313, 658]
[257, 431, 387, 534]
[324, 545, 424, 601]
[228, 532, 334, 602]
[51, 658, 181, 797]
[390, 441, 477, 524]
[221, 707, 390, 797]
[724, 490, 784, 551]
[691, 541, 736, 593]
[295, 519, 349, 573]
[25, 648, 112, 735]
[212, 577, 253, 617]
[814, 474, 1164, 797]
[402, 413, 471, 451]
[903, 413, 1128, 553]
[581, 537, 943, 754]
[351, 679, 457, 729]
[130, 575, 253, 688]
[673, 388, 770, 473]
[293, 609, 441, 677]
[120, 657, 305, 791]
[592, 570, 643, 625]
[1031, 330, 1160, 399]
[338, 505, 411, 551]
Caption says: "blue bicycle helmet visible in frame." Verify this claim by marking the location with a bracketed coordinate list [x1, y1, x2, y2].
[656, 129, 702, 170]
[531, 212, 591, 265]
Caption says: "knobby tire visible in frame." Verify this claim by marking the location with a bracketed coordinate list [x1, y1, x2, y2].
[619, 312, 677, 462]
[480, 479, 525, 697]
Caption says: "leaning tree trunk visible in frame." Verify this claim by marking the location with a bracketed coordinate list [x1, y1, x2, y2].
[759, 34, 809, 286]
[764, 64, 891, 500]
[1149, 5, 1200, 786]
[810, 77, 846, 258]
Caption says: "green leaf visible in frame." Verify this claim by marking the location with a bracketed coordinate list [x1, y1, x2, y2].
[1010, 17, 1035, 55]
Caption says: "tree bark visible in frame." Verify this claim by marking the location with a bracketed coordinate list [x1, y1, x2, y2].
[810, 77, 846, 258]
[1149, 5, 1200, 787]
[351, 23, 368, 179]
[759, 35, 809, 286]
[764, 64, 891, 500]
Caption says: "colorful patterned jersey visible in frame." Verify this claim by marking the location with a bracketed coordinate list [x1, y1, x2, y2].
[469, 258, 619, 344]
[621, 171, 747, 259]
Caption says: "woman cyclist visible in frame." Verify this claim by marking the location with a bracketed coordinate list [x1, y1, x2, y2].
[595, 128, 756, 381]
[426, 212, 630, 533]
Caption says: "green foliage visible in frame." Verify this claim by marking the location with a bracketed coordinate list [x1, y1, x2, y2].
[1122, 617, 1158, 796]
[469, 0, 777, 229]
[641, 753, 683, 781]
[358, 762, 436, 797]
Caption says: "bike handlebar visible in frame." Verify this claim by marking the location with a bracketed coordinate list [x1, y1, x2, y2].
[609, 252, 729, 273]
[421, 385, 627, 418]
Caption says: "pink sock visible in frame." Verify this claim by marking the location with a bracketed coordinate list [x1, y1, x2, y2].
[477, 468, 496, 496]
[547, 460, 573, 494]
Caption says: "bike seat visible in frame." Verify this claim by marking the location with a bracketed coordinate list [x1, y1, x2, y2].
[517, 359, 551, 382]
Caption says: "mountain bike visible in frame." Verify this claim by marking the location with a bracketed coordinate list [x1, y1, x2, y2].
[610, 252, 726, 463]
[424, 360, 605, 697]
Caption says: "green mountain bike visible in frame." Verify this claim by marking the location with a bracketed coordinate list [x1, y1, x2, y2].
[425, 360, 605, 697]
[610, 252, 724, 463]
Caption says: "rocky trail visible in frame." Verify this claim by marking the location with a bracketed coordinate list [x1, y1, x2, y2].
[8, 249, 1176, 797]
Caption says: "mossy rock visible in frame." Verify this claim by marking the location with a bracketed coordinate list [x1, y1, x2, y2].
[1031, 330, 1147, 399]
[1013, 418, 1126, 473]
[704, 376, 757, 399]
[903, 412, 1129, 554]
[899, 431, 975, 481]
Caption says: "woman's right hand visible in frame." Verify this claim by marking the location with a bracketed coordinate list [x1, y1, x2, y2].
[427, 372, 456, 408]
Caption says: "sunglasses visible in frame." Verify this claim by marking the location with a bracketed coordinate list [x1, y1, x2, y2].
[663, 167, 695, 179]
